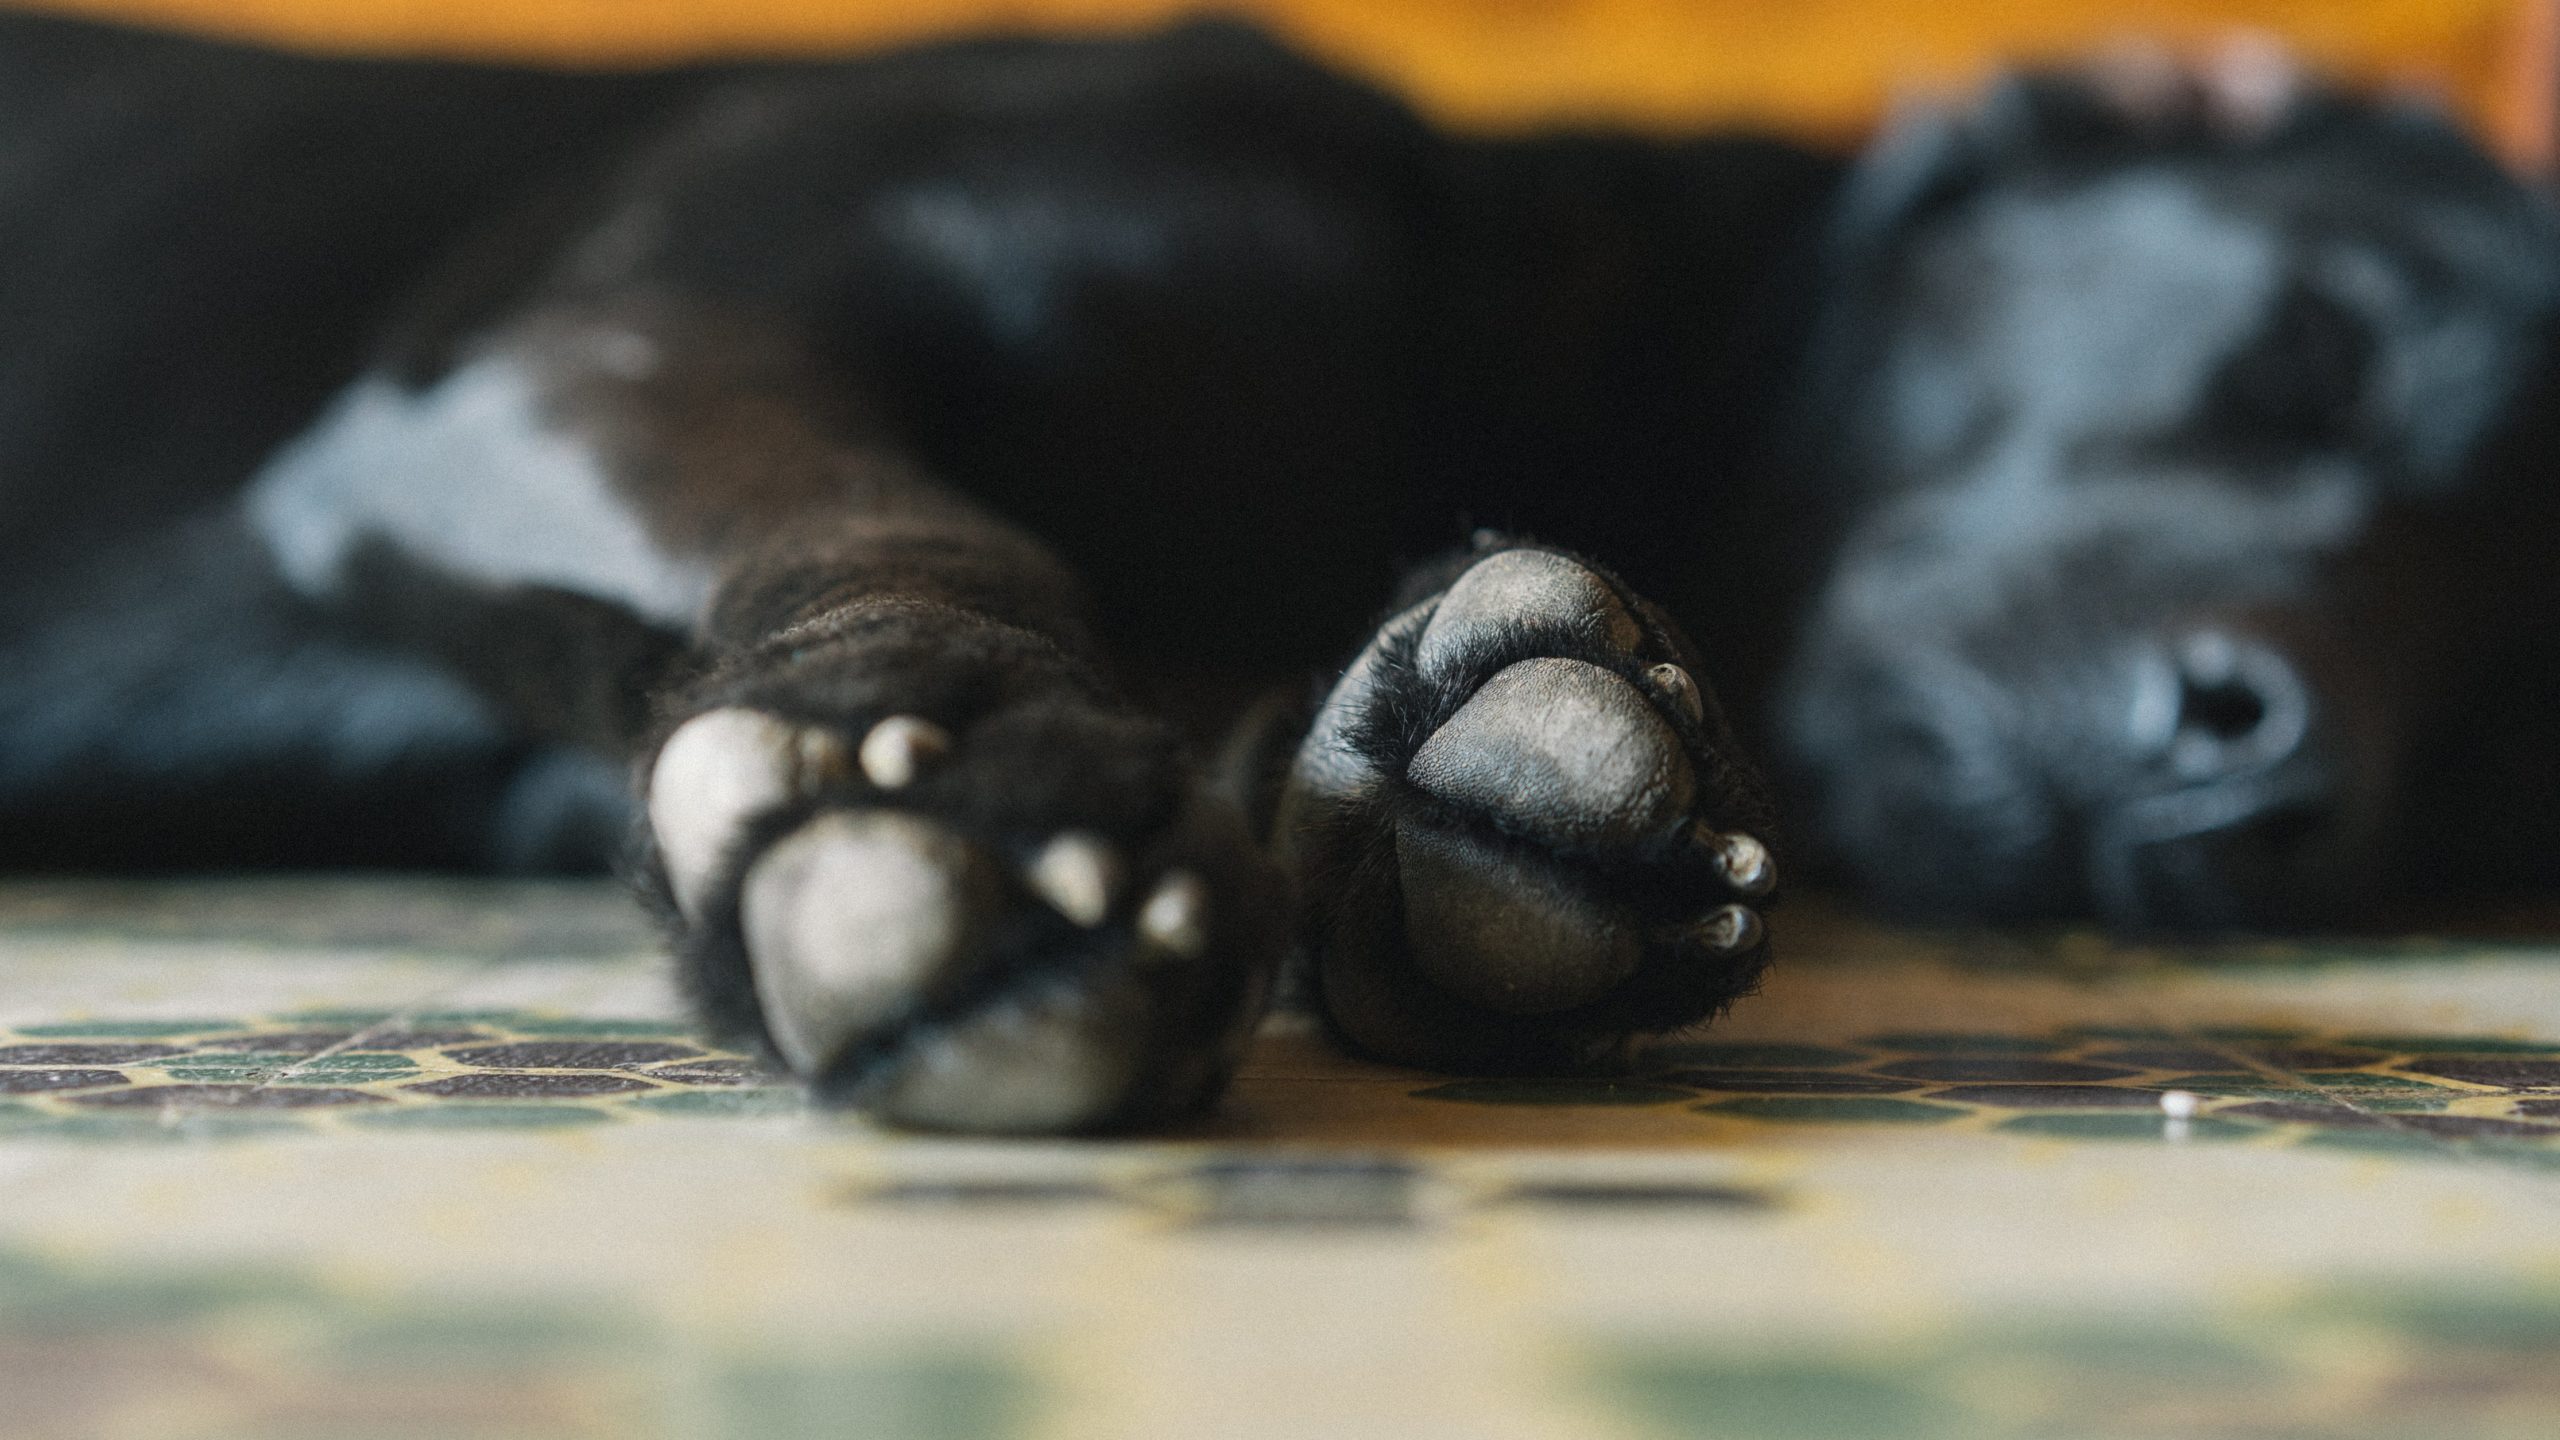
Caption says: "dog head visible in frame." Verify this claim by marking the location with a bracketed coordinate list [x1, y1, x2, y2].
[1777, 53, 2560, 928]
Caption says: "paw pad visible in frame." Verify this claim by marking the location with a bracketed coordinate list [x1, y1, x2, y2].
[1415, 549, 1643, 673]
[650, 708, 957, 918]
[651, 708, 823, 918]
[1283, 545, 1780, 1070]
[741, 810, 997, 1074]
[1406, 657, 1693, 848]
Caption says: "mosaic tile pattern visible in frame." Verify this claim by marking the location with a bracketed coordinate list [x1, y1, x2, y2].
[0, 1011, 798, 1141]
[6, 879, 2560, 1439]
[21, 1004, 2560, 1164]
[1621, 1025, 2560, 1156]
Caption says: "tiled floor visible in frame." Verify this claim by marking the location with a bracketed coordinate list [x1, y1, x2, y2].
[6, 878, 2560, 1438]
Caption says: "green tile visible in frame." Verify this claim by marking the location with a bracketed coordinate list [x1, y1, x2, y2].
[627, 1088, 805, 1117]
[13, 1020, 235, 1038]
[1994, 1113, 2262, 1142]
[288, 1053, 420, 1076]
[1413, 1079, 1698, 1107]
[1596, 1356, 1963, 1440]
[159, 1051, 305, 1069]
[1697, 1097, 1964, 1125]
[713, 1351, 1036, 1440]
[12, 1115, 301, 1144]
[0, 1253, 312, 1327]
[1984, 1322, 2272, 1382]
[2338, 1034, 2560, 1056]
[2292, 1129, 2445, 1157]
[1858, 1032, 2064, 1054]
[2320, 1289, 2560, 1350]
[324, 1307, 629, 1364]
[2463, 1142, 2560, 1174]
[2155, 1073, 2293, 1095]
[502, 1017, 692, 1038]
[1644, 1043, 1869, 1070]
[347, 1104, 617, 1131]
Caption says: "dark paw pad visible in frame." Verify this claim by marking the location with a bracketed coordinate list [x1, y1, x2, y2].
[1284, 547, 1776, 1072]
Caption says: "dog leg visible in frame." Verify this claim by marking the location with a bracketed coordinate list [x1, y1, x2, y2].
[1278, 537, 1779, 1072]
[247, 298, 1285, 1132]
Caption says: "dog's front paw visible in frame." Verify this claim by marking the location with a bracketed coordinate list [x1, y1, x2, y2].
[644, 619, 1282, 1133]
[1282, 545, 1776, 1072]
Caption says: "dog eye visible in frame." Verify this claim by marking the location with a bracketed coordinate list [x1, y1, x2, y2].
[2206, 284, 2372, 447]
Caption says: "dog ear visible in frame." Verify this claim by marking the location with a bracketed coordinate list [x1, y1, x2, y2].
[1821, 96, 1985, 274]
[1822, 70, 2154, 273]
[1828, 44, 2330, 271]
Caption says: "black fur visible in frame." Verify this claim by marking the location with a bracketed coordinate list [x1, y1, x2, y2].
[1287, 537, 1776, 1072]
[1777, 70, 2560, 929]
[7, 13, 2558, 1127]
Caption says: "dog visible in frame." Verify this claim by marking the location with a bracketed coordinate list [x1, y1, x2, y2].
[1, 13, 2551, 1132]
[1777, 49, 2560, 930]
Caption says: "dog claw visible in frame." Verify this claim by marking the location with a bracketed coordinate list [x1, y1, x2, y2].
[859, 715, 951, 790]
[1137, 870, 1211, 958]
[741, 811, 994, 1075]
[1647, 662, 1706, 726]
[1696, 903, 1765, 956]
[1701, 827, 1777, 895]
[1027, 831, 1123, 928]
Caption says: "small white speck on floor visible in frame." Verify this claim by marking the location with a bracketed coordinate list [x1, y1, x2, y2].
[2159, 1089, 2202, 1120]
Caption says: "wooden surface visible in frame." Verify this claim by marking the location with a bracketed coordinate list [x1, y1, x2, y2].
[15, 0, 2557, 163]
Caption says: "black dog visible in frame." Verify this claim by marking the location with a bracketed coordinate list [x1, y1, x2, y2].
[1779, 53, 2560, 930]
[1, 14, 2551, 1132]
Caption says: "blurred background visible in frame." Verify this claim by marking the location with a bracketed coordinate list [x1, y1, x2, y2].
[13, 0, 2558, 166]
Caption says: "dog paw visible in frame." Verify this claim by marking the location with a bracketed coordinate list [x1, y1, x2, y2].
[644, 620, 1282, 1133]
[1281, 544, 1777, 1072]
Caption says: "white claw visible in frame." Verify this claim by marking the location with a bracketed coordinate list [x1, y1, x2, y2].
[650, 708, 811, 920]
[859, 715, 951, 790]
[1697, 903, 1765, 956]
[1703, 828, 1777, 896]
[1137, 870, 1211, 959]
[1027, 831, 1123, 928]
[1647, 663, 1706, 726]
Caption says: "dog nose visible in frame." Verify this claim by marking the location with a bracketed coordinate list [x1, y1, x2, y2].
[2135, 628, 2312, 783]
[2097, 627, 2334, 926]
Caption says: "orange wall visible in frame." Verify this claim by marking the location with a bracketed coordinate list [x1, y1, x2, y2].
[18, 0, 2555, 162]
